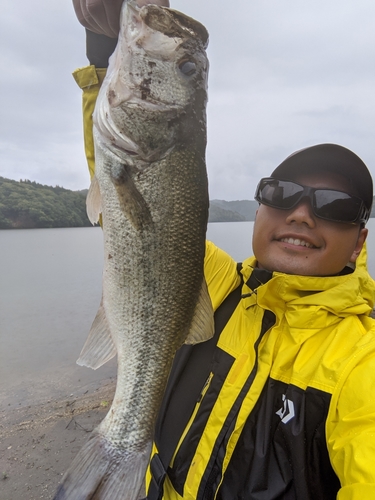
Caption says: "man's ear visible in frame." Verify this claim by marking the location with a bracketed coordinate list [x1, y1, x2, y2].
[349, 227, 368, 263]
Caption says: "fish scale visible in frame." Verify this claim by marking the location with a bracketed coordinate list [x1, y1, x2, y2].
[54, 2, 212, 499]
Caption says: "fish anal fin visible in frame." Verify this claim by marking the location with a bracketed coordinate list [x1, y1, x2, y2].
[77, 301, 117, 370]
[184, 279, 214, 345]
[86, 175, 102, 224]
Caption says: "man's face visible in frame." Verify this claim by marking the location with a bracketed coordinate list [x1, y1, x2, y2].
[252, 171, 368, 276]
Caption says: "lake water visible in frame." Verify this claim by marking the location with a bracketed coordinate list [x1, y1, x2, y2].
[1, 221, 375, 408]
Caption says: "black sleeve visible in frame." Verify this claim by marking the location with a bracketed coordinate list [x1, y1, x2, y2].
[86, 29, 118, 68]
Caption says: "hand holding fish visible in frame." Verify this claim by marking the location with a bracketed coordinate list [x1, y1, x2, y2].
[73, 0, 170, 37]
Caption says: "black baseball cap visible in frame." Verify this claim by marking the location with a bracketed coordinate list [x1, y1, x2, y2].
[271, 143, 373, 213]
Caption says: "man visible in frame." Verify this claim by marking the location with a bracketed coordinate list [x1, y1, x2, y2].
[73, 2, 375, 498]
[148, 143, 375, 499]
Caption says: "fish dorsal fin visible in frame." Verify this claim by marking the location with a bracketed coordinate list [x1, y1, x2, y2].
[184, 279, 215, 345]
[77, 300, 117, 369]
[86, 175, 102, 224]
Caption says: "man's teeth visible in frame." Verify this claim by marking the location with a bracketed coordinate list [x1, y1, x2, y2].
[280, 237, 314, 248]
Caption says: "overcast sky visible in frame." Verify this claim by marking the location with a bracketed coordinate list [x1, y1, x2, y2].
[1, 0, 375, 200]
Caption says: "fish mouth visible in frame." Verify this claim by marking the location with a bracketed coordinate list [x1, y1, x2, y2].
[138, 3, 209, 49]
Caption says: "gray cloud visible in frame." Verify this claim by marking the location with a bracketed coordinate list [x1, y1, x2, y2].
[1, 0, 375, 199]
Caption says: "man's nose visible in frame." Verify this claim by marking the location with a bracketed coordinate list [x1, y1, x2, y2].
[285, 197, 316, 227]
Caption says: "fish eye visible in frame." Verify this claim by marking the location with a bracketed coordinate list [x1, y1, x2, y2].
[179, 60, 196, 77]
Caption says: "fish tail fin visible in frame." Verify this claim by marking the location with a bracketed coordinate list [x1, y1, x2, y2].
[54, 433, 151, 500]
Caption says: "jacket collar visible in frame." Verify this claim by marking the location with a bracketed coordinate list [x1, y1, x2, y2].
[239, 256, 375, 328]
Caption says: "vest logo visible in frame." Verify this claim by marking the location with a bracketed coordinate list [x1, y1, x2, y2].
[276, 394, 295, 424]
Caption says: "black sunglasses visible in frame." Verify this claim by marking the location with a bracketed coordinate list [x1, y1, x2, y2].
[254, 177, 369, 224]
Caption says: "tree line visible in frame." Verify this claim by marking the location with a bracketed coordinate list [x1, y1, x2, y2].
[0, 177, 92, 229]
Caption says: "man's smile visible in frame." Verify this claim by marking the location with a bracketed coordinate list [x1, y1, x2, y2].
[278, 237, 316, 249]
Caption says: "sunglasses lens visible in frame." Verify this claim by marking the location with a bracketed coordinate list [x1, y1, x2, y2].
[256, 178, 365, 223]
[314, 190, 362, 222]
[257, 179, 304, 209]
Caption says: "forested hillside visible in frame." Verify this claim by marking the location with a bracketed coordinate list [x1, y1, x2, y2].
[0, 177, 91, 229]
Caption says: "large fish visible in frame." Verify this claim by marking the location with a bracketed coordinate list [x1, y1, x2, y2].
[55, 1, 212, 499]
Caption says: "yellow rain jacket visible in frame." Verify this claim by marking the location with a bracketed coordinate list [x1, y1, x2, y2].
[149, 242, 375, 500]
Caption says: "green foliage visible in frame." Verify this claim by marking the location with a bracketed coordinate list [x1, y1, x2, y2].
[0, 177, 92, 229]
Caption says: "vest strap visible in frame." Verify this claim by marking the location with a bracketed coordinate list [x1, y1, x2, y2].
[148, 453, 167, 500]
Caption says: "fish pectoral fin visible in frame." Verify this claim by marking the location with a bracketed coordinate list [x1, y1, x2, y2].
[77, 300, 117, 370]
[184, 279, 215, 345]
[86, 174, 102, 224]
[111, 162, 153, 231]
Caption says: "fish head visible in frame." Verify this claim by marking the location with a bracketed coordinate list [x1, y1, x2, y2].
[93, 0, 209, 162]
